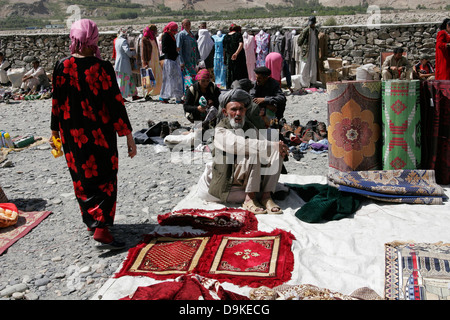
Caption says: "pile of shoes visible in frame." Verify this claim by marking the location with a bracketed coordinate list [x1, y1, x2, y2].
[275, 118, 328, 161]
[280, 119, 327, 143]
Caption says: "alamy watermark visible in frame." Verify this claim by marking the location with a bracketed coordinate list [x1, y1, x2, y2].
[66, 5, 81, 29]
[170, 124, 282, 176]
[366, 5, 381, 29]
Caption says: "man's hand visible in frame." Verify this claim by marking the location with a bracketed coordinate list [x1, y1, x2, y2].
[198, 105, 207, 113]
[253, 97, 265, 105]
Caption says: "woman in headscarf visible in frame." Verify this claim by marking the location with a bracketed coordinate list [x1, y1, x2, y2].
[50, 19, 137, 250]
[141, 24, 163, 97]
[223, 24, 248, 89]
[177, 19, 200, 92]
[159, 21, 184, 103]
[183, 68, 221, 126]
[114, 27, 140, 100]
[265, 51, 284, 86]
[197, 24, 215, 81]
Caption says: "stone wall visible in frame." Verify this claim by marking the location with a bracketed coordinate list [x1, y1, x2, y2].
[322, 22, 439, 66]
[0, 21, 441, 74]
[0, 31, 117, 74]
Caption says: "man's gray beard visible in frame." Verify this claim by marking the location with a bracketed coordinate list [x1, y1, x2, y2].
[228, 115, 245, 129]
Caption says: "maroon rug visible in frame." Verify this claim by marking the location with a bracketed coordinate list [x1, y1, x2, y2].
[157, 207, 258, 234]
[0, 210, 52, 255]
[420, 80, 450, 185]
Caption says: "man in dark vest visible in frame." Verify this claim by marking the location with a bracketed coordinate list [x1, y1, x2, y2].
[250, 66, 287, 121]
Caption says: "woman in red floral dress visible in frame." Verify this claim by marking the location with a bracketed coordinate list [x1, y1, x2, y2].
[435, 18, 450, 80]
[50, 19, 137, 250]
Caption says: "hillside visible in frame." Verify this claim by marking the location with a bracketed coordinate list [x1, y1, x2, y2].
[0, 0, 448, 31]
[1, 0, 449, 18]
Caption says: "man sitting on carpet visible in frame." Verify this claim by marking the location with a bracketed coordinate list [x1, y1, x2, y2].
[206, 89, 288, 214]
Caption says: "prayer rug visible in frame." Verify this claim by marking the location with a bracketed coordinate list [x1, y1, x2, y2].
[328, 167, 445, 205]
[157, 208, 258, 234]
[116, 229, 295, 288]
[420, 80, 450, 185]
[384, 241, 450, 300]
[0, 210, 52, 255]
[120, 274, 249, 300]
[196, 229, 295, 288]
[327, 80, 382, 171]
[115, 236, 210, 280]
[382, 80, 421, 170]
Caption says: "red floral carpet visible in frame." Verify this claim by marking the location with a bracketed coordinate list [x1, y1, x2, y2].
[116, 229, 295, 288]
[0, 210, 52, 255]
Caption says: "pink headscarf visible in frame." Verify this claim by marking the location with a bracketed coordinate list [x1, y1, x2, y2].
[265, 52, 283, 83]
[163, 22, 178, 34]
[195, 69, 210, 81]
[143, 24, 157, 41]
[69, 19, 101, 59]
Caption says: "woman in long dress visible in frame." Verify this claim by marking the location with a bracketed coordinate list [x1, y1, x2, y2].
[212, 31, 226, 88]
[435, 18, 450, 80]
[114, 29, 139, 100]
[141, 24, 163, 97]
[50, 19, 137, 250]
[243, 31, 256, 81]
[159, 22, 184, 104]
[223, 24, 248, 89]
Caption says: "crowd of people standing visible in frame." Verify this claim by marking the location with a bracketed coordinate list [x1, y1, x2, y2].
[111, 19, 297, 105]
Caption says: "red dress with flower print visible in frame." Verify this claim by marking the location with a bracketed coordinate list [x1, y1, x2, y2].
[51, 56, 132, 229]
[435, 30, 450, 80]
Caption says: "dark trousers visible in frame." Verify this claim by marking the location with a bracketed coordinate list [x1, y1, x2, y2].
[283, 60, 292, 88]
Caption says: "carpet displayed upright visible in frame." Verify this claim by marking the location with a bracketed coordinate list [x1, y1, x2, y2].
[420, 80, 450, 185]
[382, 80, 421, 170]
[327, 80, 382, 172]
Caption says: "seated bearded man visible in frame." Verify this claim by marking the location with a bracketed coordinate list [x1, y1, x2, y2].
[202, 88, 288, 214]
